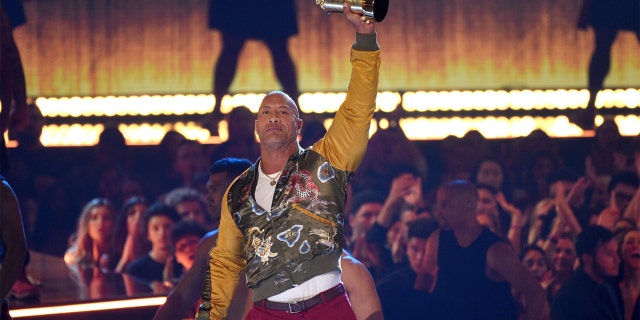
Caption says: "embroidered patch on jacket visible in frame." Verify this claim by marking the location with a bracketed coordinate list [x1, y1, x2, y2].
[309, 227, 338, 251]
[284, 170, 319, 202]
[277, 225, 303, 247]
[317, 162, 335, 183]
[247, 227, 278, 263]
[299, 240, 311, 254]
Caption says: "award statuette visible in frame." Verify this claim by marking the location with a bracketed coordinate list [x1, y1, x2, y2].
[316, 0, 389, 22]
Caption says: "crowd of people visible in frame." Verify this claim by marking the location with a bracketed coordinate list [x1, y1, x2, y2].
[2, 91, 639, 319]
[2, 4, 640, 319]
[1, 100, 637, 319]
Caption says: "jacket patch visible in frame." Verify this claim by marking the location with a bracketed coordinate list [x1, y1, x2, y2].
[284, 170, 319, 202]
[299, 240, 311, 254]
[277, 225, 303, 247]
[317, 162, 335, 183]
[309, 227, 338, 252]
[247, 227, 278, 263]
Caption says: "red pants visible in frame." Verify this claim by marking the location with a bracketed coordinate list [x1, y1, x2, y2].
[246, 287, 356, 320]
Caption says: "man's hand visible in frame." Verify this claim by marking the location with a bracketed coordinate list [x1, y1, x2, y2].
[343, 2, 375, 34]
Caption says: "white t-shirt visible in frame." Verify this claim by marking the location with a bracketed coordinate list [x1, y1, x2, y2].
[255, 162, 341, 302]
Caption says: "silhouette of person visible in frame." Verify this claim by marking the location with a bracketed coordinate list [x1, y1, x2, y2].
[573, 0, 640, 130]
[0, 175, 27, 318]
[0, 0, 29, 176]
[204, 0, 300, 134]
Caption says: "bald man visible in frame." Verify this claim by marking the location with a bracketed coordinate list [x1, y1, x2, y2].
[416, 180, 549, 320]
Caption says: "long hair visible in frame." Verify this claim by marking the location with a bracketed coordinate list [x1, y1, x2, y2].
[66, 198, 116, 269]
[113, 196, 149, 260]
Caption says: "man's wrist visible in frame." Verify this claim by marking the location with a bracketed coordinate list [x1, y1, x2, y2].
[353, 32, 379, 51]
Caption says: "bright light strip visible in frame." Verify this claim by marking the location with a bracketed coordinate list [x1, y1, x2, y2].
[402, 88, 640, 112]
[298, 91, 400, 114]
[27, 113, 640, 147]
[34, 91, 407, 118]
[399, 114, 639, 140]
[30, 89, 640, 118]
[9, 296, 166, 318]
[36, 94, 215, 117]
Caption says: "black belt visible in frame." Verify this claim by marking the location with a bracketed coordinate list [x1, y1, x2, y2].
[257, 283, 345, 313]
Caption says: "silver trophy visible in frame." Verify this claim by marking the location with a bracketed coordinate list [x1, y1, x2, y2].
[316, 0, 389, 22]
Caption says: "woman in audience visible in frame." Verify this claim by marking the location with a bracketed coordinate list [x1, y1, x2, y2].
[470, 156, 512, 200]
[521, 245, 553, 291]
[618, 228, 640, 320]
[64, 198, 118, 272]
[516, 245, 554, 315]
[114, 196, 150, 273]
[476, 183, 527, 254]
[546, 234, 578, 300]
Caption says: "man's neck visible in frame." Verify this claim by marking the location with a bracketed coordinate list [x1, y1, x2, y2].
[260, 142, 299, 173]
[453, 221, 483, 248]
[583, 265, 606, 285]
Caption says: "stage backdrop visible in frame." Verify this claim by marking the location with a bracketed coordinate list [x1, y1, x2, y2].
[13, 0, 640, 98]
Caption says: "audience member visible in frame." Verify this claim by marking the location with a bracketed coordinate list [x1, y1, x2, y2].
[436, 132, 491, 185]
[164, 187, 214, 230]
[475, 183, 527, 253]
[622, 155, 640, 226]
[520, 245, 554, 294]
[597, 170, 639, 231]
[138, 130, 187, 199]
[585, 120, 634, 177]
[347, 189, 386, 279]
[64, 198, 118, 272]
[617, 228, 640, 320]
[515, 151, 565, 212]
[153, 158, 253, 320]
[365, 171, 429, 279]
[114, 196, 150, 273]
[167, 139, 209, 194]
[528, 170, 589, 247]
[5, 103, 56, 197]
[551, 225, 623, 319]
[376, 217, 439, 320]
[470, 156, 513, 201]
[546, 234, 578, 300]
[165, 221, 208, 294]
[507, 130, 562, 186]
[209, 106, 259, 163]
[415, 180, 548, 320]
[352, 126, 428, 198]
[515, 244, 555, 315]
[124, 202, 181, 294]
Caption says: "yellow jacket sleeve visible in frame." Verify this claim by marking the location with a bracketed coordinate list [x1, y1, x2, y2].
[208, 190, 246, 320]
[313, 48, 381, 172]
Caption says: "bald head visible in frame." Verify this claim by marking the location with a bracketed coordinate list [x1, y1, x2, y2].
[442, 179, 478, 199]
[436, 180, 479, 224]
[263, 91, 300, 119]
